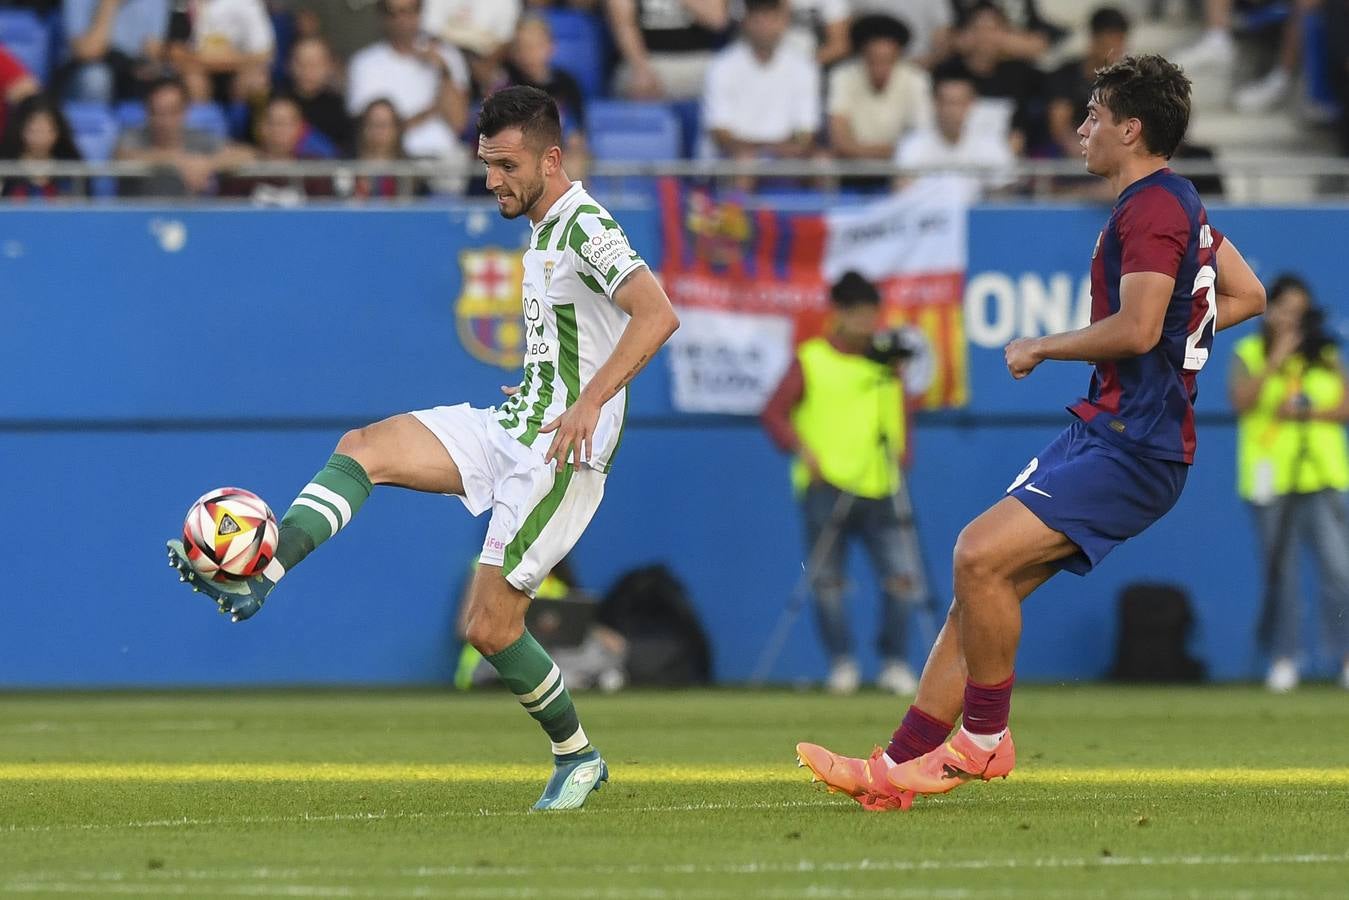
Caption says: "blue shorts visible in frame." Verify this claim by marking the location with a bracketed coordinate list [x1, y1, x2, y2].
[1006, 420, 1188, 576]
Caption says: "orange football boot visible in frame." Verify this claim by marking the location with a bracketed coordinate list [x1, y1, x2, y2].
[796, 743, 915, 811]
[884, 728, 1015, 796]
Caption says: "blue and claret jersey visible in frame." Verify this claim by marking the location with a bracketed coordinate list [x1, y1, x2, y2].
[1069, 168, 1222, 464]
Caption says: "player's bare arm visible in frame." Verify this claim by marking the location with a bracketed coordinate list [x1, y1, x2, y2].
[1004, 271, 1173, 378]
[541, 268, 680, 467]
[1212, 238, 1266, 332]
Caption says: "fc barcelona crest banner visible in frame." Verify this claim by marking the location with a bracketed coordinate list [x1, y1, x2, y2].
[660, 177, 971, 413]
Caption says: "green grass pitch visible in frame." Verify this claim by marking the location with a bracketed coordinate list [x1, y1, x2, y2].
[2, 686, 1347, 898]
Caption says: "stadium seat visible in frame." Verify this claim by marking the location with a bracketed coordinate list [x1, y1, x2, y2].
[0, 8, 49, 81]
[62, 101, 119, 162]
[587, 100, 681, 161]
[543, 9, 605, 99]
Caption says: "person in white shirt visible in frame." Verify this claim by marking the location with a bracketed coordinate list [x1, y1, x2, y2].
[734, 0, 850, 66]
[169, 0, 275, 103]
[348, 0, 470, 161]
[827, 15, 932, 162]
[893, 68, 1014, 196]
[421, 0, 520, 93]
[703, 0, 820, 160]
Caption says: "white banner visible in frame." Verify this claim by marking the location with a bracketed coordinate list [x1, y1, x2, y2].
[822, 175, 970, 282]
[666, 308, 795, 414]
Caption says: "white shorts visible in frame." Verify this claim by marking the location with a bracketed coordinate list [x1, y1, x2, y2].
[410, 404, 606, 597]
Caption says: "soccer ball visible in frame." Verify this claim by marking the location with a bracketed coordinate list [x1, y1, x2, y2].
[182, 488, 278, 582]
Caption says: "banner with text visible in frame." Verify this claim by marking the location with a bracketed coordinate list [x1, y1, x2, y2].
[659, 177, 970, 413]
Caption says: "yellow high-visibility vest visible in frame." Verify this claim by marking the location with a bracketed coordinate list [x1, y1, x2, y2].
[790, 337, 904, 499]
[1234, 334, 1349, 500]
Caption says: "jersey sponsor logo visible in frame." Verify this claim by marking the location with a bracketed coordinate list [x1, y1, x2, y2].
[455, 248, 525, 370]
[522, 296, 558, 365]
[579, 228, 633, 276]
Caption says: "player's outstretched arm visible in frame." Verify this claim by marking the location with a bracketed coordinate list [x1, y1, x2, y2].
[1004, 271, 1173, 379]
[1212, 238, 1266, 332]
[541, 268, 680, 466]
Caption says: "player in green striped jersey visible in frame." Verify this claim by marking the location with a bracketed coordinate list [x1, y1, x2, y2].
[168, 86, 680, 811]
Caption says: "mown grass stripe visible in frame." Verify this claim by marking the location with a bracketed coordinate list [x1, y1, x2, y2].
[1, 763, 1347, 785]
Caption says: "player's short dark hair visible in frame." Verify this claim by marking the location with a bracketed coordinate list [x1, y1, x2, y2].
[744, 0, 786, 11]
[850, 14, 911, 52]
[477, 85, 563, 152]
[1090, 54, 1191, 159]
[830, 272, 881, 309]
[932, 60, 976, 94]
[1089, 6, 1130, 35]
[959, 1, 1007, 26]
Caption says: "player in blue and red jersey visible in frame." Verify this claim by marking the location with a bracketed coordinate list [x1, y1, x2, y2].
[796, 55, 1270, 810]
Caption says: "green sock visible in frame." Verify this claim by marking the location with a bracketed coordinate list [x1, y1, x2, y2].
[272, 453, 373, 577]
[485, 631, 590, 756]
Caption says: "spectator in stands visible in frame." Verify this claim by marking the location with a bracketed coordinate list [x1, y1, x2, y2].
[115, 75, 255, 196]
[606, 0, 730, 100]
[526, 0, 600, 8]
[933, 2, 1045, 155]
[1229, 273, 1349, 693]
[424, 0, 521, 53]
[761, 271, 927, 696]
[949, 0, 1064, 62]
[221, 94, 335, 204]
[506, 14, 588, 169]
[893, 66, 1014, 196]
[852, 0, 951, 69]
[0, 95, 86, 199]
[1046, 6, 1129, 160]
[274, 0, 383, 64]
[337, 98, 428, 198]
[1172, 0, 1244, 72]
[280, 37, 351, 154]
[60, 0, 171, 104]
[704, 0, 819, 161]
[735, 0, 851, 67]
[1236, 0, 1324, 113]
[167, 0, 275, 104]
[827, 15, 931, 166]
[0, 46, 40, 140]
[347, 0, 471, 161]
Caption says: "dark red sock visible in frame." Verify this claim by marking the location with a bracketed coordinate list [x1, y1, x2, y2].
[962, 674, 1015, 735]
[885, 706, 954, 764]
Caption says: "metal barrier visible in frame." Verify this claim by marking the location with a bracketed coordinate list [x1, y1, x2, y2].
[0, 157, 1347, 203]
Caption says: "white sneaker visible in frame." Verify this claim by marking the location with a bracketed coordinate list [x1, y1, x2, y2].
[826, 658, 860, 695]
[1265, 658, 1299, 693]
[1173, 29, 1236, 72]
[1235, 69, 1292, 114]
[876, 660, 919, 695]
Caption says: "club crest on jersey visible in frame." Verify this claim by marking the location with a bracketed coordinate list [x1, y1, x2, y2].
[455, 248, 525, 370]
[543, 259, 555, 293]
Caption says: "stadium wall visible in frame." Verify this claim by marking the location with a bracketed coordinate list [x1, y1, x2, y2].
[4, 202, 1346, 688]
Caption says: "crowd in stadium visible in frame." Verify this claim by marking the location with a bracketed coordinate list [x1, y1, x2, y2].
[0, 0, 1346, 201]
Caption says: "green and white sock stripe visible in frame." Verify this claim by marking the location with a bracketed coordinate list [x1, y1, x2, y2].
[486, 631, 589, 756]
[275, 454, 373, 572]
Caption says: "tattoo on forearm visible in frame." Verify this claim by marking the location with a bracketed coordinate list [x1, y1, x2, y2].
[618, 354, 649, 389]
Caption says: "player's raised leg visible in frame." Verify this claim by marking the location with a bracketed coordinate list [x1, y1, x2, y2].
[168, 413, 462, 620]
[881, 498, 1072, 797]
[462, 563, 607, 811]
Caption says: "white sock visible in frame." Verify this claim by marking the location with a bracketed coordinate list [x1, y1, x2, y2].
[961, 726, 1006, 752]
[552, 724, 589, 756]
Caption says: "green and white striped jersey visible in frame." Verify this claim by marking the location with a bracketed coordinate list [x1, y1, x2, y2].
[494, 181, 646, 473]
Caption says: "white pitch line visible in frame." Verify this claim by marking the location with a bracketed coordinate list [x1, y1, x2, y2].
[7, 851, 1349, 889]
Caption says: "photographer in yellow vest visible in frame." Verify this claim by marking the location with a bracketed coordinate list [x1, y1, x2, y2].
[761, 271, 928, 694]
[1229, 273, 1349, 692]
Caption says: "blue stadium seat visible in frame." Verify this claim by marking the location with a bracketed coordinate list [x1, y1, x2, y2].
[587, 100, 681, 161]
[543, 9, 605, 99]
[0, 9, 49, 81]
[62, 101, 119, 162]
